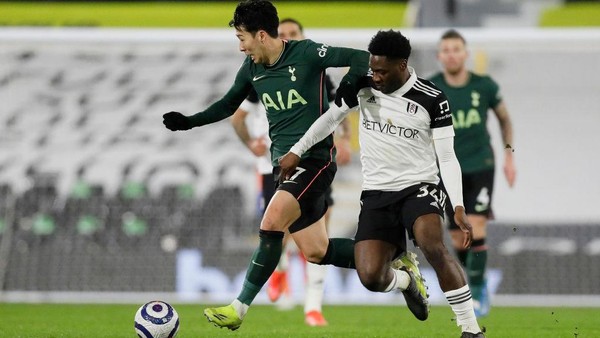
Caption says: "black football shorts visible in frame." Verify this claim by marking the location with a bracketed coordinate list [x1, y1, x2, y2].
[273, 158, 336, 233]
[441, 169, 495, 230]
[356, 183, 446, 253]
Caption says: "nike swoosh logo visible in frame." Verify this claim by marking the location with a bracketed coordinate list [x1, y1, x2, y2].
[282, 180, 298, 184]
[252, 260, 265, 267]
[253, 75, 266, 81]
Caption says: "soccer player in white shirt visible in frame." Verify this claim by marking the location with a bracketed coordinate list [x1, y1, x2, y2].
[279, 30, 485, 338]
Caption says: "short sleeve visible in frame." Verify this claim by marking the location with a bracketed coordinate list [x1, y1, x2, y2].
[246, 87, 259, 103]
[487, 76, 502, 108]
[430, 92, 453, 129]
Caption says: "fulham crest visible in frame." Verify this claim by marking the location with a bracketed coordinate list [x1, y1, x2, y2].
[407, 102, 418, 115]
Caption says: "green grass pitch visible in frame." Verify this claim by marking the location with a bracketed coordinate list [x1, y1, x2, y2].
[1, 303, 598, 337]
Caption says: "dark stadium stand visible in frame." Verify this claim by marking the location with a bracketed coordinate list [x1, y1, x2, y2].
[0, 39, 260, 291]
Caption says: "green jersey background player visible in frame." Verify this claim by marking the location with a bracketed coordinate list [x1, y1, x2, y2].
[429, 29, 516, 317]
[162, 0, 369, 331]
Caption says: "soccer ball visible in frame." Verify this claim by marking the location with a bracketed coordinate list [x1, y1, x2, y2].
[134, 301, 180, 338]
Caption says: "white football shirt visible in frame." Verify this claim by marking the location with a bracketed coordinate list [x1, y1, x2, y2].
[357, 67, 453, 191]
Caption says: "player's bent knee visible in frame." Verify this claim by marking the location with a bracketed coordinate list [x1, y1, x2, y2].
[358, 272, 386, 292]
[305, 256, 321, 264]
[260, 216, 284, 231]
[260, 211, 296, 231]
[303, 248, 327, 264]
[356, 266, 387, 292]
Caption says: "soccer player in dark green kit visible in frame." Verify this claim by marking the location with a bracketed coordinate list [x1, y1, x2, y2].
[429, 29, 516, 317]
[162, 0, 418, 331]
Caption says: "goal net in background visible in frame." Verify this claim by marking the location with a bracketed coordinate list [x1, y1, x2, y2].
[0, 28, 599, 306]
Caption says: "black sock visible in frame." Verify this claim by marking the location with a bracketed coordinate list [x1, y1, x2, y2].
[319, 238, 356, 269]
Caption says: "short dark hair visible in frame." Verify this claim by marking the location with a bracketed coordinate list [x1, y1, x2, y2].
[279, 18, 304, 33]
[368, 30, 411, 60]
[441, 29, 466, 45]
[229, 0, 279, 38]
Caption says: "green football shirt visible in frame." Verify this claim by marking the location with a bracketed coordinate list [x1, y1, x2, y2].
[189, 39, 369, 166]
[429, 72, 502, 173]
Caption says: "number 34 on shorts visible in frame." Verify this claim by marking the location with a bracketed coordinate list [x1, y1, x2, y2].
[416, 184, 447, 210]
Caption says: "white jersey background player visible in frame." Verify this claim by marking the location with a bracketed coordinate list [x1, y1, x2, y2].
[278, 30, 485, 338]
[231, 89, 273, 209]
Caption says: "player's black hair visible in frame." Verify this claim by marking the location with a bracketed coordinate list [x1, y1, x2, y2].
[279, 18, 304, 33]
[229, 0, 279, 38]
[368, 30, 411, 60]
[441, 29, 467, 45]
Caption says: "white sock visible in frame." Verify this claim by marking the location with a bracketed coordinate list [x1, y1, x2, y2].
[275, 245, 289, 272]
[304, 262, 327, 313]
[444, 285, 481, 334]
[231, 299, 249, 319]
[383, 269, 410, 292]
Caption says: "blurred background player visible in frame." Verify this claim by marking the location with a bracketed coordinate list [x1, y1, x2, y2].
[230, 17, 352, 327]
[429, 29, 516, 317]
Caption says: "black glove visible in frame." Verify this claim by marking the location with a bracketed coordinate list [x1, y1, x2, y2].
[163, 111, 192, 131]
[334, 79, 358, 108]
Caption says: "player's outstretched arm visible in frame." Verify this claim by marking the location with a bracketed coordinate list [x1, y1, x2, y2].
[313, 43, 368, 108]
[162, 100, 244, 132]
[163, 60, 253, 132]
[163, 111, 193, 131]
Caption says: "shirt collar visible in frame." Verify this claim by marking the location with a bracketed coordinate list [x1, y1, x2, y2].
[389, 66, 417, 97]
